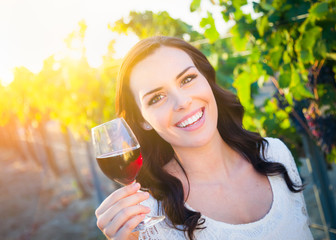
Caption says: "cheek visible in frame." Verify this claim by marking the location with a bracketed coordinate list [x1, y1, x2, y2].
[145, 113, 175, 143]
[198, 80, 217, 106]
[141, 106, 171, 131]
[199, 82, 218, 122]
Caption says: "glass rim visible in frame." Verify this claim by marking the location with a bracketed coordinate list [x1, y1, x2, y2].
[91, 117, 127, 132]
[91, 117, 139, 146]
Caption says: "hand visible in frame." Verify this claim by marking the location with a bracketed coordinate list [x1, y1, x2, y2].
[95, 183, 151, 240]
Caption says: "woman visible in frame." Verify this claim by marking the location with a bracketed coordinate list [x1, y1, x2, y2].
[95, 36, 313, 240]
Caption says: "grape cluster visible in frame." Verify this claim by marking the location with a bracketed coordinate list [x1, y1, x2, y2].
[302, 104, 336, 154]
[274, 62, 336, 156]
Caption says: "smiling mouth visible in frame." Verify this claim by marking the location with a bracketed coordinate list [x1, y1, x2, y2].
[176, 108, 204, 128]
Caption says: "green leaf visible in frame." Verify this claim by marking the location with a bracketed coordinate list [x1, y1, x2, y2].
[309, 2, 328, 19]
[200, 13, 220, 43]
[300, 27, 322, 49]
[233, 72, 253, 107]
[232, 35, 248, 51]
[251, 63, 263, 77]
[275, 109, 287, 121]
[291, 84, 314, 100]
[279, 70, 291, 88]
[300, 50, 314, 64]
[208, 53, 219, 69]
[264, 99, 278, 114]
[314, 40, 327, 58]
[269, 46, 284, 69]
[232, 0, 248, 8]
[190, 0, 201, 12]
[242, 114, 257, 132]
[256, 16, 269, 37]
[262, 63, 273, 76]
[286, 39, 294, 55]
[285, 106, 293, 113]
[235, 9, 244, 21]
[290, 67, 301, 87]
[284, 91, 294, 106]
[283, 51, 291, 64]
[204, 27, 220, 43]
[269, 31, 282, 47]
[280, 118, 291, 129]
[279, 64, 302, 89]
[259, 2, 275, 11]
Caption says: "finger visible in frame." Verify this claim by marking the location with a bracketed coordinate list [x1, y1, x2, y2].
[96, 182, 141, 217]
[103, 205, 151, 237]
[114, 214, 147, 239]
[97, 191, 150, 230]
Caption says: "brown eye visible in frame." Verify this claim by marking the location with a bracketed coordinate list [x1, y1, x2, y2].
[148, 94, 164, 105]
[180, 74, 197, 87]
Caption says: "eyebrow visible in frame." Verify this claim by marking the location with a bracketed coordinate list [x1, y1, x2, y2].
[175, 66, 195, 80]
[142, 66, 195, 100]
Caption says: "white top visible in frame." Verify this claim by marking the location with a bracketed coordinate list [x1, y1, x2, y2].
[139, 137, 313, 240]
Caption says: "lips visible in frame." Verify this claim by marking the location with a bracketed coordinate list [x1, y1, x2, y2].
[176, 107, 205, 128]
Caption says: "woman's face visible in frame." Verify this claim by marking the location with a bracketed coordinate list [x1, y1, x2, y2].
[129, 46, 218, 149]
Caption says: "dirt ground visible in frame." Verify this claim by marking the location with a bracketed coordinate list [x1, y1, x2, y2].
[0, 143, 115, 240]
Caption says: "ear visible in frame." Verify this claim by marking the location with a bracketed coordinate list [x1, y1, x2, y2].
[141, 121, 153, 131]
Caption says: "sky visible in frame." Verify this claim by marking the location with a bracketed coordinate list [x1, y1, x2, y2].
[0, 0, 233, 86]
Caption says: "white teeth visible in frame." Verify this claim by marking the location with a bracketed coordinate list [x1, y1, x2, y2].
[177, 109, 204, 128]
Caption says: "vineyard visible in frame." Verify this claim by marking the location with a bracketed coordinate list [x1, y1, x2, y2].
[1, 0, 336, 239]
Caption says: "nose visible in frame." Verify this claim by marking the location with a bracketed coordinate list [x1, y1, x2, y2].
[173, 92, 192, 111]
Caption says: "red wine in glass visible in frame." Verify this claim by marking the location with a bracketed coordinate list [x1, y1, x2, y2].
[96, 147, 143, 185]
[91, 118, 164, 232]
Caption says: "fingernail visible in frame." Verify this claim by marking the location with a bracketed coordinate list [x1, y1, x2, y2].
[142, 191, 149, 197]
[133, 183, 140, 189]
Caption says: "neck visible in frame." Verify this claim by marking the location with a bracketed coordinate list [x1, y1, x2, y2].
[169, 130, 245, 184]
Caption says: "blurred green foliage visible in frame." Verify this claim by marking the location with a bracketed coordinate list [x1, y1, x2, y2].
[193, 0, 336, 162]
[111, 1, 336, 162]
[1, 0, 335, 163]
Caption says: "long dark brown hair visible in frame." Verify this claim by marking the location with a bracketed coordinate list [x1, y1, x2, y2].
[115, 36, 303, 240]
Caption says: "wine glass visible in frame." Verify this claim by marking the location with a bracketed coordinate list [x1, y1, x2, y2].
[91, 118, 165, 232]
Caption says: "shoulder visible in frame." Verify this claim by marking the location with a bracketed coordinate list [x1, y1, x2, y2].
[264, 137, 302, 185]
[264, 137, 288, 151]
[264, 137, 292, 163]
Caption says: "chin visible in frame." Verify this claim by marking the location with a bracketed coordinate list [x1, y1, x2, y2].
[173, 127, 218, 149]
